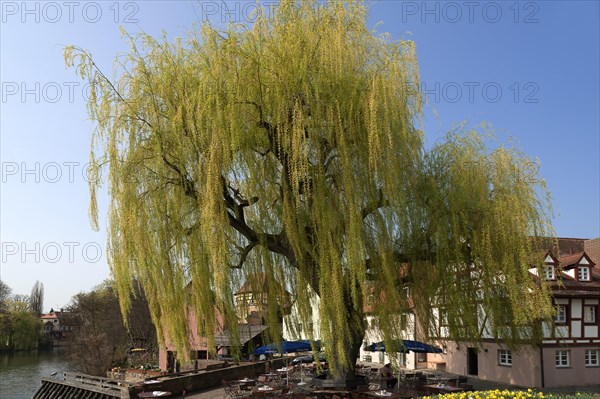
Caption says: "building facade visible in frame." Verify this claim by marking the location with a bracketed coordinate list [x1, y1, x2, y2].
[438, 237, 600, 388]
[159, 274, 290, 371]
[40, 310, 76, 340]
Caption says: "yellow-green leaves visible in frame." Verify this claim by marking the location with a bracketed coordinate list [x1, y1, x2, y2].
[67, 0, 554, 374]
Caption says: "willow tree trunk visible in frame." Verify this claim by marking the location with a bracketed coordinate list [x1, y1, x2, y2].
[327, 285, 366, 382]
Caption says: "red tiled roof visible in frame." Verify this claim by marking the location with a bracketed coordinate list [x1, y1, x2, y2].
[559, 252, 585, 268]
[533, 237, 586, 257]
[556, 238, 587, 256]
[558, 252, 596, 269]
[40, 311, 78, 325]
[236, 273, 269, 294]
[549, 257, 600, 295]
[234, 273, 292, 313]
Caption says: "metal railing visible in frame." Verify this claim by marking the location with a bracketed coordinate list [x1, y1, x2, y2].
[59, 371, 126, 393]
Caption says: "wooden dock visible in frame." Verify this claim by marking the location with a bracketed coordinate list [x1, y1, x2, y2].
[32, 372, 131, 399]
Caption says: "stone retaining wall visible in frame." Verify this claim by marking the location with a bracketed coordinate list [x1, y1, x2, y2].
[107, 369, 165, 383]
[126, 359, 288, 398]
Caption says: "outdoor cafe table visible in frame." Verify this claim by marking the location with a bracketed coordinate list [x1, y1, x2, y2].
[251, 385, 281, 397]
[311, 389, 353, 398]
[260, 372, 280, 381]
[423, 384, 465, 394]
[426, 376, 453, 384]
[137, 391, 172, 398]
[238, 378, 257, 390]
[362, 390, 411, 399]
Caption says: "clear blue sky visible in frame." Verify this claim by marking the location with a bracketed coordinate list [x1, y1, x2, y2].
[1, 1, 598, 310]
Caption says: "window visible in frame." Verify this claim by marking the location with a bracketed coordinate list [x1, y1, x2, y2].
[498, 350, 512, 366]
[584, 350, 599, 367]
[578, 267, 590, 281]
[399, 352, 407, 367]
[399, 312, 409, 329]
[306, 322, 314, 334]
[544, 265, 555, 280]
[583, 305, 596, 323]
[555, 350, 569, 367]
[496, 308, 512, 325]
[555, 305, 567, 324]
[440, 309, 448, 327]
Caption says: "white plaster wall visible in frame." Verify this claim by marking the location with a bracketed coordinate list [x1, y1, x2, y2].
[564, 269, 575, 279]
[542, 321, 553, 338]
[584, 325, 598, 338]
[572, 320, 582, 338]
[358, 314, 417, 369]
[283, 292, 321, 341]
[572, 299, 582, 318]
[555, 326, 569, 338]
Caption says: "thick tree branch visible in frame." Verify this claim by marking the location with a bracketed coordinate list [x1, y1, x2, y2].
[161, 155, 197, 200]
[233, 242, 258, 269]
[361, 189, 389, 219]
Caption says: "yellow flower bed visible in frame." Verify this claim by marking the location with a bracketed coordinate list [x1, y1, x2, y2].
[425, 390, 600, 399]
[424, 388, 543, 399]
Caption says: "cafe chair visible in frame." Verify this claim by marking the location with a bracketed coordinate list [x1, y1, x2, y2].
[223, 380, 252, 399]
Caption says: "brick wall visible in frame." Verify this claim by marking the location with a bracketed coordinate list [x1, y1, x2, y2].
[584, 237, 600, 265]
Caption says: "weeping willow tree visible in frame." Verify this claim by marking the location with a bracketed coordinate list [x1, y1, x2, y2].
[65, 0, 555, 379]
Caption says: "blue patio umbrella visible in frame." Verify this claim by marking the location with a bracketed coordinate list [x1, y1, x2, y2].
[365, 339, 443, 354]
[254, 340, 320, 355]
[254, 340, 321, 386]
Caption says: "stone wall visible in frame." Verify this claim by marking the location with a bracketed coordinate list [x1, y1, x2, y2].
[107, 368, 165, 383]
[126, 359, 288, 398]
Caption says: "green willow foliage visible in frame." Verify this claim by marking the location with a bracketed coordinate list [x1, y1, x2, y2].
[65, 0, 554, 376]
[0, 311, 40, 351]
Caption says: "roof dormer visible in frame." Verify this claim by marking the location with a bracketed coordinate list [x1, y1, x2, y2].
[542, 252, 559, 281]
[558, 252, 595, 282]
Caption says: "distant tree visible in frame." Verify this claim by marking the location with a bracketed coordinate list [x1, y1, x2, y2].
[66, 280, 156, 375]
[5, 311, 40, 350]
[67, 285, 118, 375]
[29, 281, 44, 317]
[0, 283, 45, 351]
[0, 279, 11, 313]
[0, 292, 40, 351]
[67, 0, 555, 379]
[9, 294, 30, 313]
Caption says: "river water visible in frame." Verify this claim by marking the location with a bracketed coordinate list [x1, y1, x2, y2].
[0, 349, 71, 399]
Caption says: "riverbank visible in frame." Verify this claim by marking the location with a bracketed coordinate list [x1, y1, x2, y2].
[0, 348, 71, 399]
